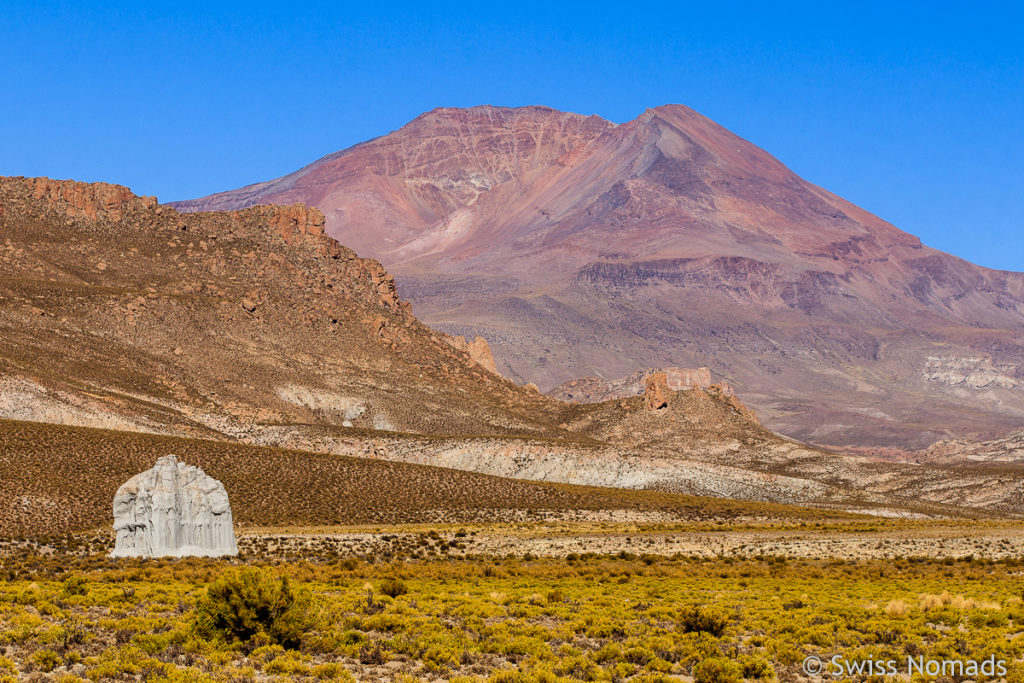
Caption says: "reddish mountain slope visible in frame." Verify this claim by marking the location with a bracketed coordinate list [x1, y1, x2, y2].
[174, 105, 1024, 448]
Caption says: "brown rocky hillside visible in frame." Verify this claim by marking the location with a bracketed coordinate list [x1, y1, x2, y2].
[0, 176, 565, 441]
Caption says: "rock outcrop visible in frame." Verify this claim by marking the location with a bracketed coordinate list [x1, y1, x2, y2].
[444, 334, 500, 374]
[2, 176, 156, 222]
[552, 367, 723, 404]
[237, 203, 346, 260]
[644, 372, 670, 411]
[111, 455, 237, 558]
[919, 429, 1024, 465]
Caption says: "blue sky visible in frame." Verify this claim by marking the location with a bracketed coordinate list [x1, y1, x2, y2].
[3, 2, 1022, 270]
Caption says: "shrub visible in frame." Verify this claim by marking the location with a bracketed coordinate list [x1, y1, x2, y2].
[486, 671, 527, 683]
[312, 662, 355, 681]
[0, 656, 16, 675]
[358, 642, 387, 665]
[60, 575, 88, 598]
[739, 655, 776, 680]
[884, 599, 908, 617]
[422, 644, 461, 672]
[30, 649, 61, 673]
[156, 668, 220, 682]
[678, 606, 731, 637]
[263, 651, 312, 675]
[51, 674, 84, 683]
[193, 568, 313, 649]
[693, 657, 743, 683]
[378, 577, 409, 598]
[84, 646, 153, 679]
[623, 645, 655, 665]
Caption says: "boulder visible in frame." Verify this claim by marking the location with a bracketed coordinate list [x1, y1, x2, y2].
[111, 455, 237, 558]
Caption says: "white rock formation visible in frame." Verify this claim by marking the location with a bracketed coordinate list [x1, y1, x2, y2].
[111, 455, 237, 558]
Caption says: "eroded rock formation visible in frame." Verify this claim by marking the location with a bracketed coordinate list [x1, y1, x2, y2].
[644, 372, 670, 411]
[111, 455, 236, 558]
[444, 334, 499, 374]
[552, 367, 724, 404]
[28, 177, 155, 221]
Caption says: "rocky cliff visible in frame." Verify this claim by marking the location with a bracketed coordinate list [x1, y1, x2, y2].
[24, 177, 155, 221]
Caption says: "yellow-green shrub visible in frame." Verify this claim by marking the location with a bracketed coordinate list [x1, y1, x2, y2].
[193, 567, 314, 649]
[693, 657, 742, 683]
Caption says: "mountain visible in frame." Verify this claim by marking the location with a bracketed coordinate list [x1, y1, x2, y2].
[173, 105, 1024, 449]
[8, 174, 1024, 519]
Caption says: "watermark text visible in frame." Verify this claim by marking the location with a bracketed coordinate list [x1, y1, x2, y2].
[802, 654, 1007, 678]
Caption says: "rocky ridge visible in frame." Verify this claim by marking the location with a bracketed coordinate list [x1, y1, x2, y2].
[22, 177, 154, 221]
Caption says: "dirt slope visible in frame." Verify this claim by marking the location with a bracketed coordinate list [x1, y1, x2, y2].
[3, 417, 841, 538]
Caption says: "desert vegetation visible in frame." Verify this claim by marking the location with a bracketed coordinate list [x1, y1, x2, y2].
[1, 552, 1023, 681]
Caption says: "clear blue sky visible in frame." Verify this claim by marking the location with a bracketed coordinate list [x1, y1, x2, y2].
[3, 2, 1022, 270]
